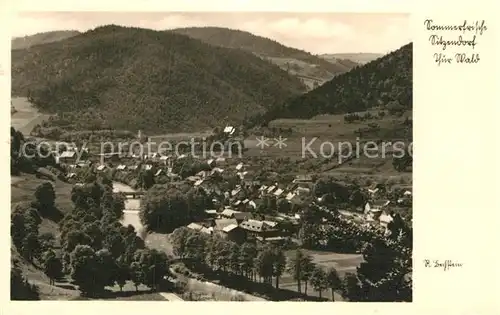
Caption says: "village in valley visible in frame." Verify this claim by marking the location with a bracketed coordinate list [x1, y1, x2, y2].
[10, 13, 412, 302]
[11, 120, 412, 301]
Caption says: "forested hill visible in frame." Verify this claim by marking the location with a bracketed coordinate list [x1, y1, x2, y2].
[11, 25, 306, 133]
[172, 27, 359, 87]
[11, 30, 81, 50]
[251, 43, 412, 125]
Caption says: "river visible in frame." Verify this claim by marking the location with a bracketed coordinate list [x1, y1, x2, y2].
[113, 182, 143, 236]
[111, 182, 265, 301]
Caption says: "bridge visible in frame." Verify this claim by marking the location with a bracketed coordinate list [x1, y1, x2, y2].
[119, 191, 145, 199]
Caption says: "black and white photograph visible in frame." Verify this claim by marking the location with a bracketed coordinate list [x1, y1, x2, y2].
[10, 11, 412, 301]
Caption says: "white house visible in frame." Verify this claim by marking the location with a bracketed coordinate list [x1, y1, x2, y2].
[273, 188, 284, 197]
[96, 165, 107, 171]
[223, 126, 236, 135]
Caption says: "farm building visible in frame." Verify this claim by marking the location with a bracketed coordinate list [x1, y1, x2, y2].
[59, 151, 78, 164]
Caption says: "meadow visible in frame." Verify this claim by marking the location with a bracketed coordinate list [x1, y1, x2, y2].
[11, 97, 51, 135]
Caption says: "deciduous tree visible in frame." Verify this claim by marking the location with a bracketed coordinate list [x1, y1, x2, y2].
[42, 250, 63, 285]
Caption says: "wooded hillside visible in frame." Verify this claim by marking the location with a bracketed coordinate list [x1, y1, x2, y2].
[12, 25, 306, 133]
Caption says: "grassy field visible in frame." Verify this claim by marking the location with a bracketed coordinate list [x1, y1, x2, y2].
[144, 232, 175, 256]
[268, 110, 411, 139]
[243, 110, 412, 180]
[11, 97, 51, 135]
[279, 250, 364, 301]
[149, 131, 214, 143]
[263, 56, 332, 89]
[11, 173, 74, 214]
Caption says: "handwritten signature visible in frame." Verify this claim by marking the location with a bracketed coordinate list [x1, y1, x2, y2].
[424, 259, 463, 271]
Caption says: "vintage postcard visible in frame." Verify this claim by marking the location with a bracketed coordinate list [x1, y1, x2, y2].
[3, 0, 497, 314]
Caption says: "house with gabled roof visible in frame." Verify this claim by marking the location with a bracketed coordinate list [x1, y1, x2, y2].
[213, 218, 245, 242]
[187, 222, 212, 235]
[295, 186, 311, 196]
[266, 185, 277, 194]
[186, 176, 200, 183]
[259, 185, 268, 196]
[273, 188, 284, 197]
[96, 164, 107, 171]
[220, 209, 251, 222]
[365, 200, 391, 213]
[366, 183, 385, 196]
[77, 161, 91, 168]
[223, 126, 236, 135]
[293, 174, 313, 183]
[248, 200, 257, 209]
[128, 164, 139, 171]
[59, 151, 78, 164]
[194, 179, 204, 187]
[231, 186, 241, 197]
[237, 171, 249, 180]
[379, 213, 393, 228]
[215, 157, 226, 165]
[204, 209, 218, 217]
[234, 198, 254, 212]
[240, 219, 280, 239]
[207, 158, 215, 167]
[196, 170, 209, 178]
[210, 167, 224, 176]
[116, 164, 127, 171]
[285, 192, 302, 205]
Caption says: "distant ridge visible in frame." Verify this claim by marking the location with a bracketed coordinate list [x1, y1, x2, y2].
[11, 30, 81, 50]
[172, 27, 360, 89]
[319, 53, 383, 65]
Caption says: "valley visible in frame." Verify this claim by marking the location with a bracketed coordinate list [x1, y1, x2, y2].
[10, 19, 412, 302]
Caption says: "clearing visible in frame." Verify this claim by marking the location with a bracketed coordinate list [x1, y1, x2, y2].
[11, 97, 51, 136]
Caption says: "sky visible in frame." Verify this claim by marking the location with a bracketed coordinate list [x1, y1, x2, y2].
[12, 12, 410, 54]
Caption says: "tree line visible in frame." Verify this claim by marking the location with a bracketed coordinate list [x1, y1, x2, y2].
[11, 178, 174, 298]
[170, 226, 343, 300]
